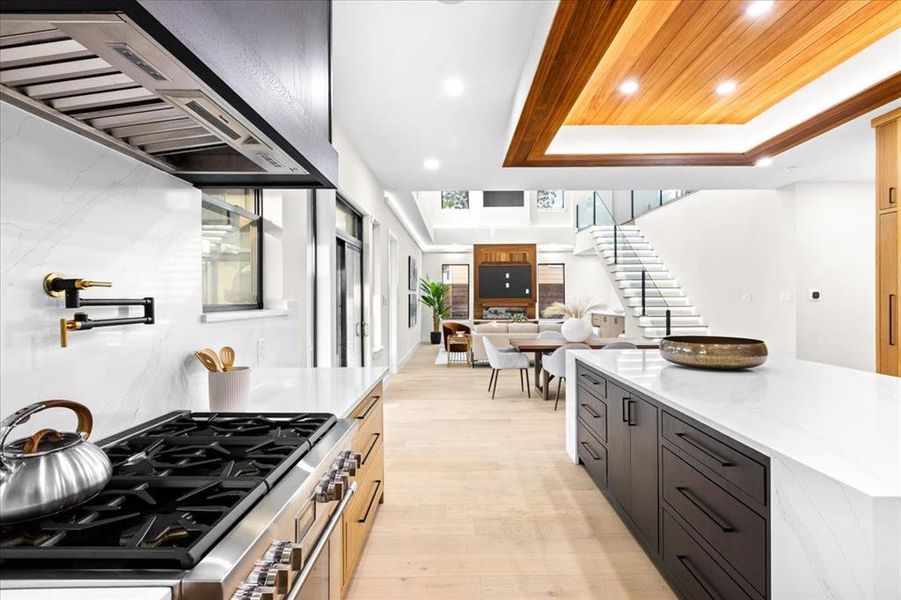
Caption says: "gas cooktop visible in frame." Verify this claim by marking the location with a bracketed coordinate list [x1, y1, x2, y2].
[0, 411, 336, 570]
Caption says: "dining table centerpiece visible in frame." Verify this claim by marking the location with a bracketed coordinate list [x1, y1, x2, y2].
[544, 298, 606, 342]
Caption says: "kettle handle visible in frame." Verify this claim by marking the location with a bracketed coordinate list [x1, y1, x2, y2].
[0, 400, 94, 466]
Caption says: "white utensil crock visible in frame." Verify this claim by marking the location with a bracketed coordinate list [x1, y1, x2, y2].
[561, 317, 593, 343]
[208, 366, 250, 411]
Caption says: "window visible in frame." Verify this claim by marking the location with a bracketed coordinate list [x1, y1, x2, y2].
[441, 190, 469, 209]
[442, 264, 470, 319]
[336, 197, 362, 239]
[537, 263, 565, 317]
[537, 190, 565, 210]
[201, 189, 263, 312]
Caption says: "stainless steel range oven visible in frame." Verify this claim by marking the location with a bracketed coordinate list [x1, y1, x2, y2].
[0, 411, 361, 600]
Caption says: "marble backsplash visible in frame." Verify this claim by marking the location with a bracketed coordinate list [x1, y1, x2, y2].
[0, 103, 305, 439]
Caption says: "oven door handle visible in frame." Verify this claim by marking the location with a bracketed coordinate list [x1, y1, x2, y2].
[285, 481, 358, 600]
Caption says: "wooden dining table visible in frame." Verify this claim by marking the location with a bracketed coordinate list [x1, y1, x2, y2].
[509, 337, 659, 400]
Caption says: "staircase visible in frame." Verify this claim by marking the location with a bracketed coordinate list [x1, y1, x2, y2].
[590, 225, 710, 340]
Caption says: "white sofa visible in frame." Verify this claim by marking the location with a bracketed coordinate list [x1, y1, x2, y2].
[470, 321, 563, 362]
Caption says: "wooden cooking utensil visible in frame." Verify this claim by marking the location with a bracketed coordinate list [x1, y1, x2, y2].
[194, 350, 221, 373]
[219, 346, 235, 372]
[201, 347, 224, 372]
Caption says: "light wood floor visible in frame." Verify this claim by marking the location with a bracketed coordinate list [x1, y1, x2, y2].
[345, 344, 676, 600]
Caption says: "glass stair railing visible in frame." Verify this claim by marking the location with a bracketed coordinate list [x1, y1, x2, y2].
[576, 189, 693, 230]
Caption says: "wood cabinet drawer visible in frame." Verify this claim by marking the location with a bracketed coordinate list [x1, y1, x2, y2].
[577, 386, 607, 443]
[577, 365, 607, 398]
[663, 509, 755, 600]
[662, 411, 767, 506]
[351, 393, 383, 465]
[662, 448, 766, 595]
[578, 421, 607, 488]
[343, 441, 384, 586]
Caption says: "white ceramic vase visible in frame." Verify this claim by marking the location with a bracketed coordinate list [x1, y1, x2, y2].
[561, 316, 592, 343]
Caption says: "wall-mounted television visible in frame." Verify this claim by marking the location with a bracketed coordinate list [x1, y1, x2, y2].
[478, 265, 531, 298]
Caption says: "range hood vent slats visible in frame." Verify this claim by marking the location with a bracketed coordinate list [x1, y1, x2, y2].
[0, 14, 307, 179]
[49, 86, 155, 112]
[0, 38, 91, 69]
[23, 72, 135, 100]
[0, 56, 115, 86]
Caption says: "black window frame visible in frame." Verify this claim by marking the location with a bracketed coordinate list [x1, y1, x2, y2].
[201, 189, 264, 313]
[537, 263, 566, 317]
[441, 263, 471, 320]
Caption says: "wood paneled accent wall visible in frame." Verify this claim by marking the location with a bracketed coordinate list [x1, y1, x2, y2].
[873, 107, 901, 376]
[473, 244, 537, 319]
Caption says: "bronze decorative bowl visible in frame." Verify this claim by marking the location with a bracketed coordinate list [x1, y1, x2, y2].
[660, 336, 768, 370]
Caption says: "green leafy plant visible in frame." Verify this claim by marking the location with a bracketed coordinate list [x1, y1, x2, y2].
[543, 297, 606, 319]
[419, 277, 450, 333]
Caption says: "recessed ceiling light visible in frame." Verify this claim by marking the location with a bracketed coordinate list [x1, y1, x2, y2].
[716, 80, 737, 95]
[619, 79, 640, 95]
[746, 1, 774, 17]
[443, 77, 465, 98]
[423, 158, 440, 171]
[755, 157, 773, 167]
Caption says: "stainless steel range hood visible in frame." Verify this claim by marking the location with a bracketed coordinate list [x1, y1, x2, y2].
[0, 13, 310, 183]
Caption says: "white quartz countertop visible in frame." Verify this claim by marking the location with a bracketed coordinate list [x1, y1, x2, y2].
[570, 350, 901, 498]
[248, 366, 388, 418]
[0, 589, 170, 600]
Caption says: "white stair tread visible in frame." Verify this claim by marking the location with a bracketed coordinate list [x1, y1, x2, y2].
[638, 316, 705, 326]
[604, 257, 664, 265]
[610, 263, 669, 272]
[618, 279, 680, 288]
[623, 288, 684, 297]
[613, 271, 673, 280]
[643, 326, 710, 337]
[627, 297, 692, 307]
[601, 249, 656, 257]
[633, 306, 697, 316]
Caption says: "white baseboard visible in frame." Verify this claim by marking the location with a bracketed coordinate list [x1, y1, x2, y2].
[397, 342, 420, 372]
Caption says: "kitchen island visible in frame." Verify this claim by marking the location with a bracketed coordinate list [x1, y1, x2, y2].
[565, 349, 900, 600]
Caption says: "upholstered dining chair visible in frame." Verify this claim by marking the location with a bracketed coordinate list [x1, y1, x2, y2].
[482, 337, 531, 399]
[543, 342, 591, 411]
[602, 341, 638, 350]
[536, 330, 565, 342]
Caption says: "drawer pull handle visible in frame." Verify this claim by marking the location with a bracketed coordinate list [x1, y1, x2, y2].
[580, 441, 601, 461]
[676, 487, 735, 533]
[626, 399, 636, 426]
[675, 432, 734, 467]
[580, 403, 601, 419]
[356, 395, 381, 420]
[890, 186, 896, 204]
[621, 397, 629, 423]
[581, 374, 601, 385]
[362, 432, 381, 466]
[677, 555, 723, 600]
[358, 479, 383, 524]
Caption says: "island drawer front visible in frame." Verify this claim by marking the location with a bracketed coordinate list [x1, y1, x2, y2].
[578, 386, 607, 443]
[578, 421, 607, 488]
[662, 509, 756, 600]
[577, 365, 607, 398]
[662, 448, 767, 595]
[662, 411, 767, 506]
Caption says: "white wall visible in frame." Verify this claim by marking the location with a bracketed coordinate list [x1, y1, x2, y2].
[331, 125, 423, 370]
[418, 250, 622, 340]
[0, 103, 312, 439]
[788, 182, 875, 371]
[635, 186, 876, 370]
[636, 190, 798, 357]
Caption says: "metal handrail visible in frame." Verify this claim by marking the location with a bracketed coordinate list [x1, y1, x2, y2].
[591, 192, 673, 336]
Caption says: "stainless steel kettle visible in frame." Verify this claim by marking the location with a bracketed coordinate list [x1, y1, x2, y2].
[0, 400, 112, 523]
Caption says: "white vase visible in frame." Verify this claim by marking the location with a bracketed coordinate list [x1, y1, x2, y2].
[561, 317, 592, 342]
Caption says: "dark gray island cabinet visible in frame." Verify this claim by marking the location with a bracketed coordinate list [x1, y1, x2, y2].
[576, 362, 770, 600]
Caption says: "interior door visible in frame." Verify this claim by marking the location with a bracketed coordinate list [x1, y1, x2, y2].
[607, 384, 631, 512]
[878, 211, 898, 375]
[628, 395, 659, 551]
[336, 239, 364, 367]
[346, 244, 364, 367]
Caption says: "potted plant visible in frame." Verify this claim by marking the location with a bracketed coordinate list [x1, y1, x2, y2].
[543, 297, 606, 342]
[419, 277, 450, 345]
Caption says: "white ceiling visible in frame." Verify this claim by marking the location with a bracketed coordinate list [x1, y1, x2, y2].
[332, 0, 898, 195]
